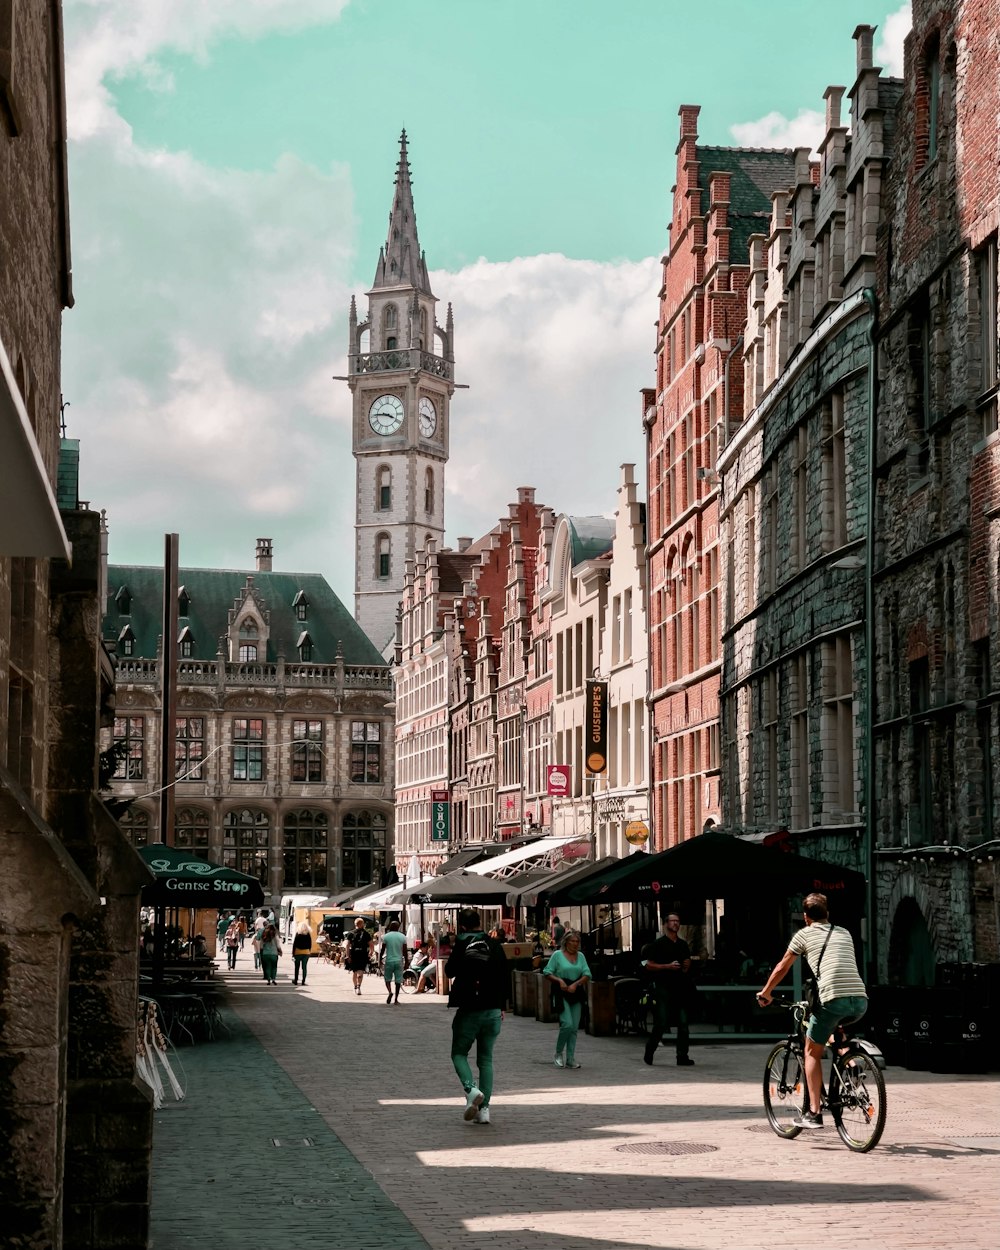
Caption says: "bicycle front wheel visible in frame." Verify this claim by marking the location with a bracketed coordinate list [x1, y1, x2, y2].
[832, 1052, 887, 1152]
[763, 1042, 806, 1139]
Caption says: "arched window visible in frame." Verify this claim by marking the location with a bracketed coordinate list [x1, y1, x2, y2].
[283, 810, 329, 888]
[175, 808, 210, 858]
[239, 619, 258, 638]
[118, 625, 135, 657]
[222, 809, 269, 882]
[383, 303, 398, 349]
[378, 465, 392, 511]
[341, 809, 388, 889]
[377, 533, 391, 579]
[424, 467, 434, 514]
[239, 643, 257, 662]
[118, 806, 150, 848]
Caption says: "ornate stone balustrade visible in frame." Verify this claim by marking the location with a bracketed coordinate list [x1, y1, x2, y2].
[114, 658, 392, 692]
[351, 348, 452, 381]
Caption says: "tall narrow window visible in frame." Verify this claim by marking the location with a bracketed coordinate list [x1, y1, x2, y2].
[764, 670, 779, 819]
[424, 467, 434, 514]
[926, 46, 940, 163]
[174, 808, 210, 857]
[283, 810, 329, 888]
[232, 718, 265, 781]
[341, 810, 387, 889]
[978, 235, 999, 438]
[909, 658, 932, 843]
[378, 466, 392, 511]
[824, 392, 847, 549]
[113, 716, 145, 779]
[222, 809, 269, 881]
[118, 807, 150, 848]
[291, 719, 323, 783]
[793, 426, 808, 569]
[377, 533, 391, 579]
[823, 637, 854, 815]
[351, 720, 382, 783]
[791, 654, 809, 828]
[763, 465, 779, 592]
[175, 717, 205, 780]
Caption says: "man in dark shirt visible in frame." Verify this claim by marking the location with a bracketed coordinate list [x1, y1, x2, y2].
[445, 908, 509, 1126]
[642, 913, 695, 1067]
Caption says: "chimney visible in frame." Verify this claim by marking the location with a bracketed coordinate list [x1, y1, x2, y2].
[457, 536, 472, 553]
[256, 538, 273, 572]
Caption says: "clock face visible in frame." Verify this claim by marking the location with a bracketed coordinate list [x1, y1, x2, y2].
[368, 394, 404, 436]
[418, 396, 438, 437]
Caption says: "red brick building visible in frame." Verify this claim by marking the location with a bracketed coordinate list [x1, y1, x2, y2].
[645, 109, 795, 849]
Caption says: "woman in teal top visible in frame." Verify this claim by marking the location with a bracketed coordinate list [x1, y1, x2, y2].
[543, 931, 592, 1068]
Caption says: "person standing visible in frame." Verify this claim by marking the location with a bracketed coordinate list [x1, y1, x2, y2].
[223, 918, 240, 970]
[291, 922, 313, 986]
[347, 917, 373, 996]
[642, 913, 695, 1067]
[544, 930, 592, 1068]
[550, 914, 566, 947]
[258, 923, 283, 985]
[445, 908, 509, 1126]
[252, 910, 270, 970]
[757, 893, 867, 1129]
[381, 919, 407, 1004]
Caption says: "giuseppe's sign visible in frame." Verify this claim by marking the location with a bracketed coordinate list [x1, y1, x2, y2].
[585, 680, 608, 775]
[546, 764, 571, 796]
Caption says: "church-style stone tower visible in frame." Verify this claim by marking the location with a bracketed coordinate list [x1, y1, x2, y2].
[348, 131, 455, 653]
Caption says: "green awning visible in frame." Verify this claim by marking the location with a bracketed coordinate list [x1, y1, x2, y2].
[137, 843, 265, 908]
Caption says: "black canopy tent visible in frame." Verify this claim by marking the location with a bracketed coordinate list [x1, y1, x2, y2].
[556, 831, 864, 910]
[137, 844, 265, 983]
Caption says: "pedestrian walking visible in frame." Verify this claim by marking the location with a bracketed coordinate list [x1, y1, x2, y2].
[252, 909, 270, 970]
[544, 930, 592, 1068]
[216, 912, 231, 948]
[347, 917, 373, 995]
[223, 918, 240, 969]
[291, 922, 313, 986]
[236, 915, 248, 950]
[258, 923, 283, 985]
[445, 907, 509, 1126]
[381, 919, 407, 1003]
[642, 913, 695, 1066]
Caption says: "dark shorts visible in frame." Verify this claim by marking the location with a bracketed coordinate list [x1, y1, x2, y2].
[348, 953, 368, 972]
[807, 994, 868, 1045]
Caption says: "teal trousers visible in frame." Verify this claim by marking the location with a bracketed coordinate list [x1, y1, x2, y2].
[451, 1008, 502, 1107]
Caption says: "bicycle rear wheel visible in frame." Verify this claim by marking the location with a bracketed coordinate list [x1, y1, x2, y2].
[401, 969, 419, 994]
[832, 1052, 887, 1152]
[763, 1042, 806, 1139]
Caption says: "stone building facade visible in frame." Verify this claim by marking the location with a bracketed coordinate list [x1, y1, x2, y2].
[718, 27, 900, 914]
[645, 106, 797, 850]
[347, 132, 456, 654]
[1, 3, 153, 1244]
[872, 0, 1000, 978]
[103, 545, 394, 906]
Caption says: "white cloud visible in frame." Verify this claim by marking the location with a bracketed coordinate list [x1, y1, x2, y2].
[876, 3, 912, 77]
[729, 109, 824, 153]
[64, 0, 350, 139]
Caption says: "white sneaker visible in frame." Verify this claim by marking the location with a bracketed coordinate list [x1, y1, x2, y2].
[474, 1107, 491, 1125]
[553, 1055, 565, 1068]
[463, 1086, 484, 1121]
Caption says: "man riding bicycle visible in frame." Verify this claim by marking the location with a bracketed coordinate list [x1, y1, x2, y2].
[757, 892, 867, 1130]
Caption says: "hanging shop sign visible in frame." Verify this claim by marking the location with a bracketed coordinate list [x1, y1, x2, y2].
[585, 679, 608, 775]
[430, 790, 450, 842]
[546, 764, 571, 796]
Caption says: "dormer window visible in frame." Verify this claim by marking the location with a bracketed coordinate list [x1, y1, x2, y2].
[239, 619, 259, 639]
[115, 585, 131, 615]
[297, 631, 313, 662]
[293, 590, 309, 621]
[178, 586, 190, 616]
[178, 626, 194, 658]
[118, 625, 136, 656]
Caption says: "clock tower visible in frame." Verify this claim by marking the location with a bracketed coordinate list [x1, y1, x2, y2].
[348, 131, 455, 653]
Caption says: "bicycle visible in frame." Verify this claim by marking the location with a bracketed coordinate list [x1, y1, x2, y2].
[761, 999, 888, 1152]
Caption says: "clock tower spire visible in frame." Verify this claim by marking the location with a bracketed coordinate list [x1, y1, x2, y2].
[347, 131, 455, 654]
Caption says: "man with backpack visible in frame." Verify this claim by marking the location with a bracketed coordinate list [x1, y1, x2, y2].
[445, 908, 509, 1126]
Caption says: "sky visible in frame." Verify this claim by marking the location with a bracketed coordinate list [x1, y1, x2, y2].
[61, 0, 912, 606]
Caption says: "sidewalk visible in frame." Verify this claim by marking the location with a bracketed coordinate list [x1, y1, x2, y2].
[151, 953, 1000, 1250]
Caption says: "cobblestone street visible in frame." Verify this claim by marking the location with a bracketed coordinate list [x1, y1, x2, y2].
[149, 956, 1000, 1250]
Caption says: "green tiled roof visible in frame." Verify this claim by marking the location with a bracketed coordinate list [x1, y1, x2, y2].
[104, 565, 385, 666]
[566, 516, 615, 565]
[696, 146, 797, 260]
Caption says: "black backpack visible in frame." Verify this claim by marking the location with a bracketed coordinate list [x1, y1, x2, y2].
[452, 933, 495, 1008]
[350, 927, 370, 955]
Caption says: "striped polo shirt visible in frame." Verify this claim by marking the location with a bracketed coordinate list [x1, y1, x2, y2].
[788, 923, 867, 1004]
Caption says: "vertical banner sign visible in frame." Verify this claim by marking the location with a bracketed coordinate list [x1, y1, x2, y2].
[430, 790, 450, 842]
[585, 680, 608, 775]
[546, 764, 571, 797]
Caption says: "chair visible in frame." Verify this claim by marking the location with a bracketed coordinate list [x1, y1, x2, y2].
[613, 978, 650, 1035]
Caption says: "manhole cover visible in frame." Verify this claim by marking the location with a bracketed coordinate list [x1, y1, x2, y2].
[615, 1141, 718, 1155]
[745, 1124, 780, 1134]
[291, 1196, 336, 1207]
[271, 1137, 316, 1148]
